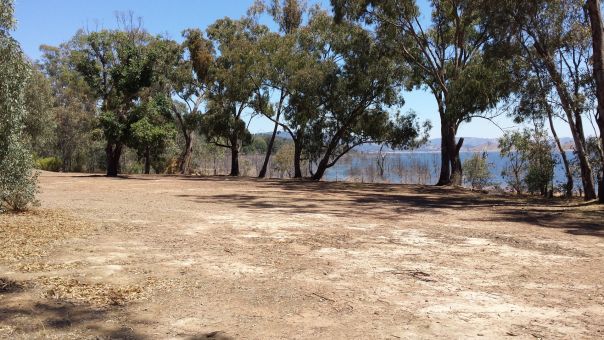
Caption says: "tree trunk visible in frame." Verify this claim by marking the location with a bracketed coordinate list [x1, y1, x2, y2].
[259, 120, 279, 178]
[230, 143, 240, 177]
[144, 147, 151, 175]
[310, 127, 347, 181]
[534, 41, 597, 200]
[105, 142, 122, 177]
[547, 106, 573, 197]
[259, 93, 285, 179]
[436, 123, 452, 186]
[450, 136, 464, 186]
[437, 122, 463, 186]
[311, 156, 329, 181]
[587, 0, 604, 203]
[293, 138, 303, 178]
[573, 109, 597, 200]
[178, 131, 194, 175]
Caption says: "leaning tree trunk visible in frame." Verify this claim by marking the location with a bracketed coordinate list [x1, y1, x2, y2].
[229, 140, 240, 177]
[587, 0, 604, 203]
[311, 127, 348, 181]
[259, 94, 284, 179]
[178, 131, 194, 175]
[259, 118, 280, 178]
[547, 106, 573, 197]
[105, 142, 122, 177]
[311, 156, 330, 181]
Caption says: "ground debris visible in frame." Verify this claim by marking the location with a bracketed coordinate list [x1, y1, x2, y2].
[37, 276, 146, 306]
[0, 209, 94, 264]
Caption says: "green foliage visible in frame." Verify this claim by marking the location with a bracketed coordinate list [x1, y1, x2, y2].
[23, 65, 55, 154]
[36, 156, 62, 172]
[242, 135, 268, 154]
[273, 142, 295, 177]
[0, 0, 15, 33]
[68, 27, 186, 175]
[499, 128, 556, 196]
[0, 1, 38, 212]
[499, 130, 530, 194]
[201, 105, 253, 148]
[585, 137, 603, 181]
[202, 17, 265, 153]
[463, 152, 492, 190]
[501, 0, 598, 199]
[282, 11, 428, 179]
[128, 95, 176, 171]
[38, 43, 101, 172]
[333, 0, 514, 184]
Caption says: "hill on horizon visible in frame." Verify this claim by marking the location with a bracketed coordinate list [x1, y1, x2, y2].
[255, 133, 575, 153]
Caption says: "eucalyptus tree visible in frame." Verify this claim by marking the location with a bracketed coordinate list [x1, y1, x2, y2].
[203, 17, 268, 176]
[168, 29, 214, 174]
[332, 0, 513, 186]
[128, 95, 176, 174]
[70, 26, 159, 176]
[39, 43, 101, 172]
[503, 0, 597, 200]
[0, 0, 38, 211]
[248, 10, 328, 178]
[250, 0, 308, 178]
[586, 0, 604, 202]
[23, 64, 55, 156]
[511, 62, 575, 197]
[292, 11, 429, 180]
[499, 127, 557, 197]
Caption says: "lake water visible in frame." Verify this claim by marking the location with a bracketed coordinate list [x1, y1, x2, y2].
[324, 151, 583, 190]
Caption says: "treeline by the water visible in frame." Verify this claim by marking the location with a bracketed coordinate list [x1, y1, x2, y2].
[325, 151, 592, 193]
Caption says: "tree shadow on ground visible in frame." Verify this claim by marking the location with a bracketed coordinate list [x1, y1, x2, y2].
[175, 176, 603, 238]
[473, 206, 604, 237]
[187, 330, 235, 339]
[0, 279, 146, 339]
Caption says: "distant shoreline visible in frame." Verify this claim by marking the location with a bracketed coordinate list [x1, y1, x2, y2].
[353, 149, 575, 154]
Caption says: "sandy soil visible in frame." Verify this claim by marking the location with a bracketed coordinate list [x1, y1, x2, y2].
[1, 172, 603, 339]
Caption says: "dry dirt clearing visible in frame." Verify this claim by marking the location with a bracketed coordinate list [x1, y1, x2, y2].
[1, 172, 603, 339]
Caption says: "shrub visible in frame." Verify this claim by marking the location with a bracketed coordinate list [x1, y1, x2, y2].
[463, 152, 492, 190]
[525, 134, 556, 196]
[499, 128, 556, 197]
[273, 143, 294, 178]
[36, 156, 62, 172]
[1, 9, 39, 212]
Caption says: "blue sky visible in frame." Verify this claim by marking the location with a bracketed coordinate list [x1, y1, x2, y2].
[12, 0, 577, 139]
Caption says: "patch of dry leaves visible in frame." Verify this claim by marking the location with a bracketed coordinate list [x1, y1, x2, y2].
[38, 276, 146, 306]
[1, 209, 149, 307]
[0, 209, 93, 263]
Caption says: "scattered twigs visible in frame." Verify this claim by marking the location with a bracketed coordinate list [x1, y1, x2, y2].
[310, 292, 335, 302]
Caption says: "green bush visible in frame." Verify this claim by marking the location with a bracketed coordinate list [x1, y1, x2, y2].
[273, 143, 294, 178]
[36, 156, 62, 172]
[463, 152, 492, 190]
[499, 128, 556, 196]
[1, 5, 39, 212]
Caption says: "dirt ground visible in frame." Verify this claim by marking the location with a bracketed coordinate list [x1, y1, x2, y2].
[1, 172, 603, 339]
